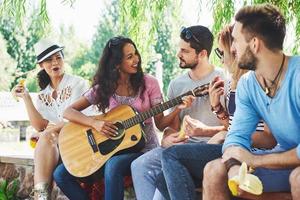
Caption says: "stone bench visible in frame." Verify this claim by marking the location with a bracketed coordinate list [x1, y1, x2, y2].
[0, 155, 68, 200]
[0, 155, 136, 200]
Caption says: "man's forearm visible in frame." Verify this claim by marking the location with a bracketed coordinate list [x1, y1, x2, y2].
[155, 108, 181, 131]
[254, 148, 300, 169]
[197, 125, 226, 137]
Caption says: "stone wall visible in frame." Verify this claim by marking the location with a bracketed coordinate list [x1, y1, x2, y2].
[0, 156, 67, 200]
[0, 155, 136, 200]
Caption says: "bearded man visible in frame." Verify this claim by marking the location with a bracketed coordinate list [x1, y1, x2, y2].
[131, 25, 226, 200]
[203, 4, 300, 200]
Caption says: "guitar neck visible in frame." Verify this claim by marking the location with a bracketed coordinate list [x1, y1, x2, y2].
[122, 91, 193, 129]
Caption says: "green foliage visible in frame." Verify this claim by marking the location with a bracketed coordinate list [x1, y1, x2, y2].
[0, 11, 44, 91]
[119, 0, 177, 68]
[70, 0, 183, 94]
[0, 35, 16, 91]
[0, 178, 20, 200]
[70, 0, 120, 81]
[148, 7, 183, 94]
[2, 0, 300, 93]
[0, 0, 49, 28]
[207, 0, 300, 65]
[211, 0, 235, 37]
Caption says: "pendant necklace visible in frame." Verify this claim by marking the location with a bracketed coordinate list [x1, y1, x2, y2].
[262, 54, 285, 96]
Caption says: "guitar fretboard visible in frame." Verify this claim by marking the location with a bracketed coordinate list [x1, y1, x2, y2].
[122, 92, 192, 129]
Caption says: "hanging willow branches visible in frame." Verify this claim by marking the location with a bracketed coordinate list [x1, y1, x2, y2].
[209, 0, 300, 53]
[1, 0, 300, 67]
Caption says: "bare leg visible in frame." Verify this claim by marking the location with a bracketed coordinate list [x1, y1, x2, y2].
[33, 131, 59, 199]
[290, 166, 300, 200]
[203, 158, 230, 200]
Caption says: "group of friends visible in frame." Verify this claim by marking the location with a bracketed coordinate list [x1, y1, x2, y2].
[12, 3, 300, 200]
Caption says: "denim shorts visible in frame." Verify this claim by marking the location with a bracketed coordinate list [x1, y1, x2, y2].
[250, 145, 293, 192]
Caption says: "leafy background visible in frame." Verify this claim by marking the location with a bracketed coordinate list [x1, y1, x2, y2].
[0, 0, 299, 94]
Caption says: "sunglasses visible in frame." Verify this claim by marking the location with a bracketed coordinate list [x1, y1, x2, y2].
[180, 27, 201, 44]
[214, 48, 224, 59]
[108, 36, 125, 48]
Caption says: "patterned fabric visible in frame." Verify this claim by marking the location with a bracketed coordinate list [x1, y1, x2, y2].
[36, 74, 92, 124]
[226, 87, 264, 131]
[84, 74, 163, 152]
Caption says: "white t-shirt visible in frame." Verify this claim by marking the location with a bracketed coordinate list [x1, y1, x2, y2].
[35, 73, 92, 124]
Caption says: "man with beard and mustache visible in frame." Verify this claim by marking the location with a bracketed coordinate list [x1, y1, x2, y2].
[131, 25, 226, 200]
[203, 4, 300, 200]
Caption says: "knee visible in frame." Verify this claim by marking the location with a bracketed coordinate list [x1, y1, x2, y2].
[161, 146, 180, 170]
[36, 131, 57, 147]
[131, 153, 154, 173]
[53, 164, 69, 183]
[131, 156, 147, 179]
[104, 158, 120, 178]
[162, 146, 177, 162]
[203, 159, 226, 183]
[290, 167, 300, 187]
[131, 156, 141, 170]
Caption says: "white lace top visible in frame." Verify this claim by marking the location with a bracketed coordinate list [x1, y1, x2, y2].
[36, 74, 90, 124]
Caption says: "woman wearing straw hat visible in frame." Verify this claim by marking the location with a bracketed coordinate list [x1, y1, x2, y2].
[12, 38, 92, 200]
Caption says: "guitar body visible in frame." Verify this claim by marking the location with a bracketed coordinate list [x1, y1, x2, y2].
[59, 83, 209, 178]
[59, 105, 145, 178]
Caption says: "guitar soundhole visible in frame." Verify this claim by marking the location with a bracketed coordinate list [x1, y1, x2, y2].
[131, 135, 137, 141]
[110, 121, 125, 139]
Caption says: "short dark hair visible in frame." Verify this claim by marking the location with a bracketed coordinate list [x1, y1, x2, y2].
[180, 25, 214, 56]
[235, 3, 286, 51]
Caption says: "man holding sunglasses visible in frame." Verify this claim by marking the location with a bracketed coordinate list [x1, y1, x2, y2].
[131, 25, 227, 200]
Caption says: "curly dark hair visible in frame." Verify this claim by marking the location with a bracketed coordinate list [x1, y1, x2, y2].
[92, 36, 145, 113]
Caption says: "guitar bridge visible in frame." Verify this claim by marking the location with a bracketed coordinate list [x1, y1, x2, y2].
[86, 129, 98, 153]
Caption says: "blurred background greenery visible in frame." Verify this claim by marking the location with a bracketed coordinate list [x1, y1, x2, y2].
[0, 0, 299, 94]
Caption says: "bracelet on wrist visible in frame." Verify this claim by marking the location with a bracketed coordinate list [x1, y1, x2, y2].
[211, 103, 224, 115]
[224, 158, 242, 172]
[216, 111, 229, 120]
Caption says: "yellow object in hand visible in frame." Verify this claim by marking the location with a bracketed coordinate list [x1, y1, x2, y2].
[228, 162, 263, 196]
[29, 137, 38, 148]
[19, 79, 26, 86]
[178, 122, 186, 139]
[12, 79, 26, 102]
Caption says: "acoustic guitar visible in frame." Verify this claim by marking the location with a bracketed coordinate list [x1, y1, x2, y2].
[58, 83, 209, 178]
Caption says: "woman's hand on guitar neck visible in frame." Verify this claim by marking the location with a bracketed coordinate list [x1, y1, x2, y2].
[91, 119, 119, 138]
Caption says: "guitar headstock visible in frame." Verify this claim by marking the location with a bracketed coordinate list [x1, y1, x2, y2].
[191, 83, 209, 97]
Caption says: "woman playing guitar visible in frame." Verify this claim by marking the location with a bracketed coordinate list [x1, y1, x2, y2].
[53, 36, 193, 200]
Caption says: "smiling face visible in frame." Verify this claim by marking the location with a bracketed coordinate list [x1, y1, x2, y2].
[177, 39, 198, 69]
[39, 52, 64, 77]
[118, 43, 140, 75]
